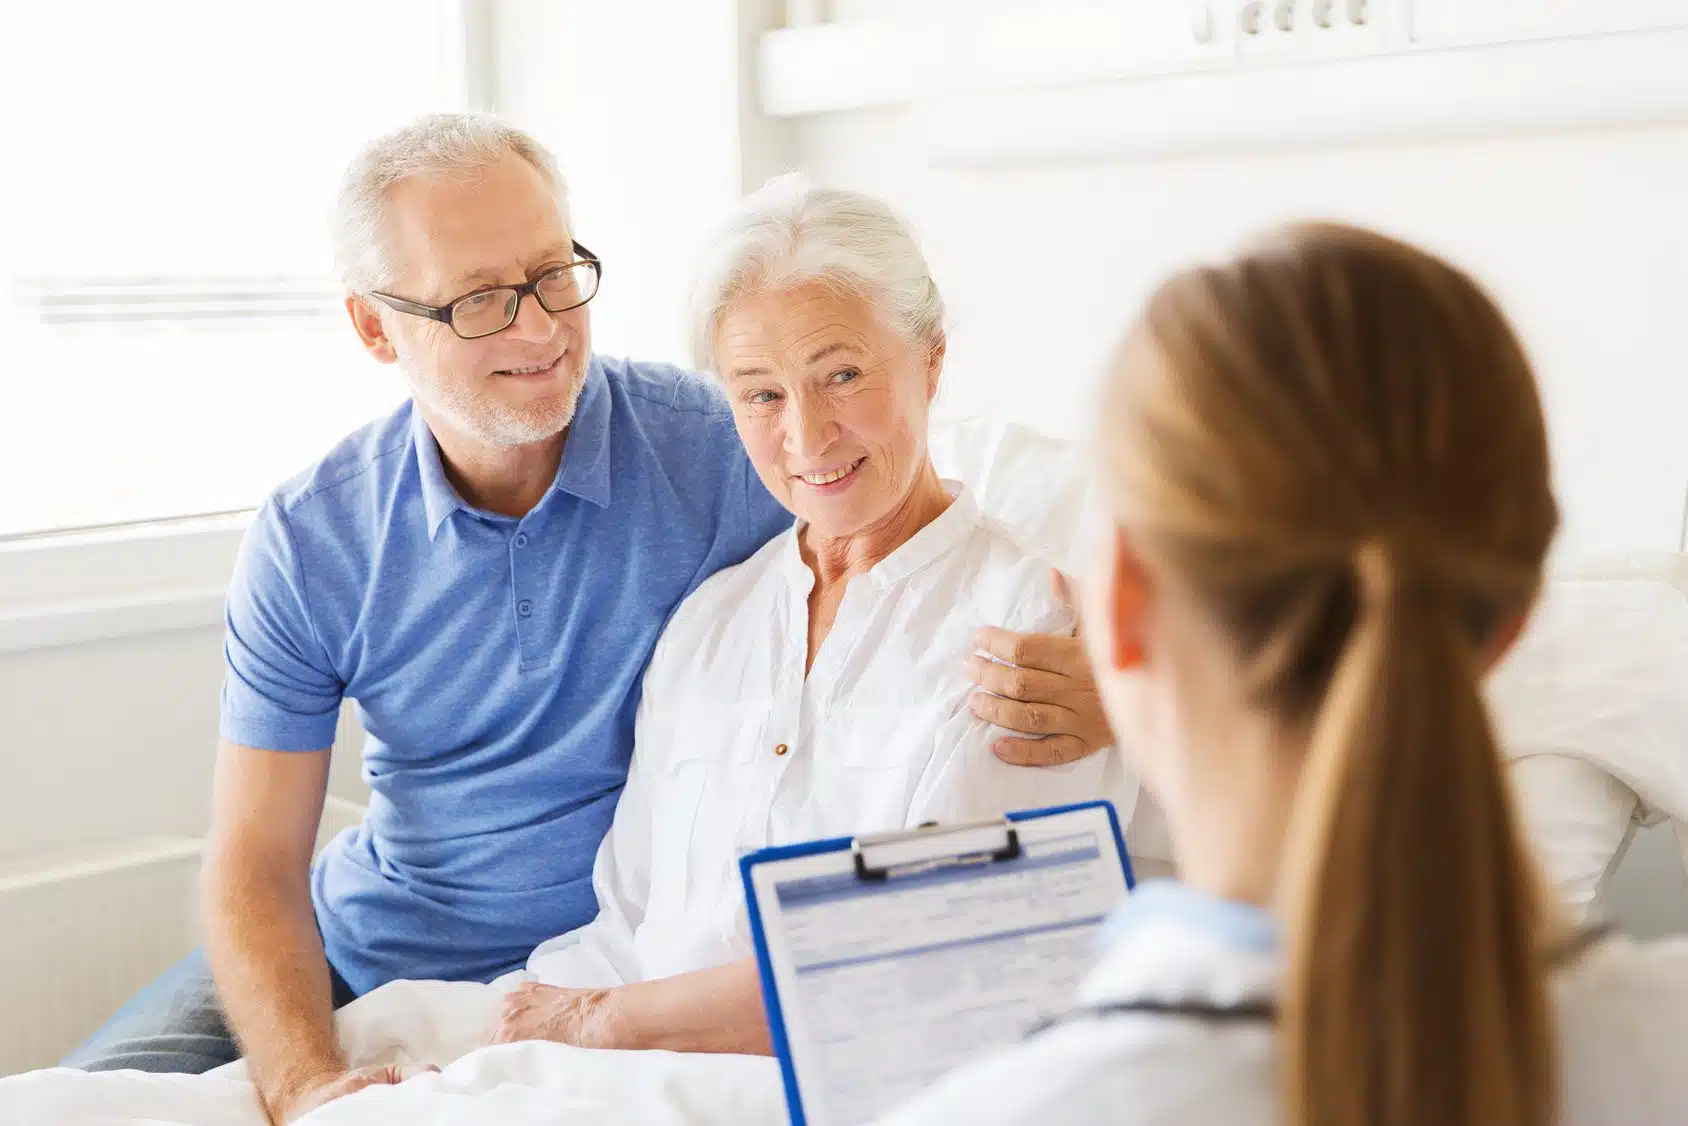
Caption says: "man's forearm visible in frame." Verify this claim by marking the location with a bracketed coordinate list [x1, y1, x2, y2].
[615, 956, 772, 1055]
[202, 860, 346, 1115]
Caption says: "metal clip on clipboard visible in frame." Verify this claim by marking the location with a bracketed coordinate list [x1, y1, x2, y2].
[851, 817, 1022, 882]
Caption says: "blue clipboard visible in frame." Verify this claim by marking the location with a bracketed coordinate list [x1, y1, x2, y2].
[740, 800, 1134, 1126]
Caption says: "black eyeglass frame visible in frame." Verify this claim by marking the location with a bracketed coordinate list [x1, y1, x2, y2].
[367, 241, 602, 339]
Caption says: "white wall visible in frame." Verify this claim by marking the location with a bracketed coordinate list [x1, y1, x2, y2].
[0, 621, 370, 868]
[794, 109, 1688, 560]
[0, 627, 221, 864]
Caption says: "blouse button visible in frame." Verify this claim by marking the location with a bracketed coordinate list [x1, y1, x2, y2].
[774, 743, 789, 756]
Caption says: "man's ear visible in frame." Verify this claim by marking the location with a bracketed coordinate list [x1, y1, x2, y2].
[1106, 528, 1152, 673]
[924, 332, 947, 402]
[346, 294, 399, 365]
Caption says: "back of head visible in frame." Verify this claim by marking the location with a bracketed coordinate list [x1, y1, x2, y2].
[1099, 223, 1561, 1126]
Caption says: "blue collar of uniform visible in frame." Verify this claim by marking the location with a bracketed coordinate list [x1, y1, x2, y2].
[1100, 879, 1279, 956]
[412, 358, 613, 540]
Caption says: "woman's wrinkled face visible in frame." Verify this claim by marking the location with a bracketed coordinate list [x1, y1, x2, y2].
[715, 282, 942, 539]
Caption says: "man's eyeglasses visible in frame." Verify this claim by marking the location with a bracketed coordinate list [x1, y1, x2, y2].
[366, 241, 602, 340]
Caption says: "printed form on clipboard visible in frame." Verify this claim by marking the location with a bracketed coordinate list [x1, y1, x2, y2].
[740, 800, 1135, 1126]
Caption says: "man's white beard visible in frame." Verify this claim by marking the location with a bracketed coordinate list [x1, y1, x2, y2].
[408, 361, 585, 448]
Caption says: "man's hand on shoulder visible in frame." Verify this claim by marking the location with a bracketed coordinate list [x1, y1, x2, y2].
[966, 569, 1114, 766]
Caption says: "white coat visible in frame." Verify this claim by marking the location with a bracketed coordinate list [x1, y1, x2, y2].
[879, 881, 1688, 1126]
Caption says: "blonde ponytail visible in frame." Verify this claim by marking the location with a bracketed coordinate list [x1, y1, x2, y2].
[1277, 543, 1555, 1126]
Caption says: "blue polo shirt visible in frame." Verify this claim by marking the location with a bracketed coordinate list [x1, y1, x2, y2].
[220, 356, 791, 994]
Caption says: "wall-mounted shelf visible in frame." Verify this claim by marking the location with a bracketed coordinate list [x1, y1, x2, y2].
[924, 25, 1688, 167]
[761, 0, 1688, 164]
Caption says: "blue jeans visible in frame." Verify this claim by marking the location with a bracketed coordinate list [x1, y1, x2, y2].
[60, 948, 358, 1074]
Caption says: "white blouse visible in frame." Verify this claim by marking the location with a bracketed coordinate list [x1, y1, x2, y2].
[527, 484, 1142, 987]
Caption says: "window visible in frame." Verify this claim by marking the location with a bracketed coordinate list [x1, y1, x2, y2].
[0, 2, 471, 538]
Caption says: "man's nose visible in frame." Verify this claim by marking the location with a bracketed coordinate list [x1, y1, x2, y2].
[503, 291, 555, 343]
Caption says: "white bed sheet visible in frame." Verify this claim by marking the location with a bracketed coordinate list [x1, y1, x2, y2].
[0, 980, 785, 1126]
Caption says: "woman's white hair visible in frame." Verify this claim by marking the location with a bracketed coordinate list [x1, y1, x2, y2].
[332, 112, 568, 293]
[690, 174, 945, 371]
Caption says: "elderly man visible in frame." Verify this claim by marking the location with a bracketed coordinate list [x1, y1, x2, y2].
[60, 114, 1111, 1122]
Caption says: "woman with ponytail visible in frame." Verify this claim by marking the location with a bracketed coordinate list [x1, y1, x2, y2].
[878, 223, 1688, 1126]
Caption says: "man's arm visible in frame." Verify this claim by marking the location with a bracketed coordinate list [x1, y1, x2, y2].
[201, 740, 393, 1122]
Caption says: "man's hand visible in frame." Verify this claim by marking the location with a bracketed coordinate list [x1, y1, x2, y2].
[202, 743, 354, 1125]
[272, 1064, 419, 1124]
[967, 570, 1115, 766]
[487, 982, 621, 1049]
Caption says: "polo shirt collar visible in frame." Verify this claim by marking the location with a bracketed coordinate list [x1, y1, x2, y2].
[411, 358, 614, 541]
[549, 357, 612, 510]
[412, 405, 465, 540]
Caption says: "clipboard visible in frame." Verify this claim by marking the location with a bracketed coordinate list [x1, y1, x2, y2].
[740, 800, 1134, 1126]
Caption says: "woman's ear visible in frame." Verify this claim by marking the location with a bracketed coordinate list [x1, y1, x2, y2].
[1480, 606, 1532, 674]
[1106, 529, 1152, 673]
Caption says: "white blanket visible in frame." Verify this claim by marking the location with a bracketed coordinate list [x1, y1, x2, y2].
[0, 982, 786, 1126]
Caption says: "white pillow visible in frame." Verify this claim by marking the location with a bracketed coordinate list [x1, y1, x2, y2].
[1491, 571, 1688, 828]
[1489, 568, 1688, 911]
[1506, 754, 1640, 917]
[928, 414, 1097, 577]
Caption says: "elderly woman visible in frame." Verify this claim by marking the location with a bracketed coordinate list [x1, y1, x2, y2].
[327, 179, 1144, 1063]
[481, 177, 1140, 1053]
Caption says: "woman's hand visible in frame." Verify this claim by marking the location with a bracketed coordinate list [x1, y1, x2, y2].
[488, 960, 770, 1056]
[967, 569, 1116, 766]
[486, 982, 623, 1048]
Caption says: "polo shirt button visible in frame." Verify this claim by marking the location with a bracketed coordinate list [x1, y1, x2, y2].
[514, 533, 529, 548]
[517, 599, 534, 617]
[774, 743, 789, 756]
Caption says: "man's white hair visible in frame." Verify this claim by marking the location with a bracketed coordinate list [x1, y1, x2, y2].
[332, 112, 569, 293]
[689, 174, 945, 370]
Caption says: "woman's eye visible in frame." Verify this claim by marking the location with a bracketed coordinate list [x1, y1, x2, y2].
[749, 390, 779, 406]
[832, 367, 861, 385]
